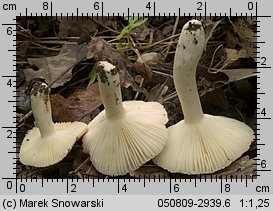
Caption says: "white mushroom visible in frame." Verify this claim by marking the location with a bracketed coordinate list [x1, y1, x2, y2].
[153, 20, 254, 174]
[19, 82, 87, 167]
[82, 61, 168, 176]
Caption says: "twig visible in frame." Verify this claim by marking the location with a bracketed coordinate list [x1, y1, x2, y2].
[163, 91, 177, 103]
[164, 16, 180, 59]
[152, 70, 173, 78]
[18, 110, 33, 124]
[207, 44, 223, 73]
[69, 157, 90, 175]
[134, 77, 144, 100]
[150, 77, 170, 102]
[235, 105, 246, 123]
[92, 19, 120, 35]
[31, 42, 61, 51]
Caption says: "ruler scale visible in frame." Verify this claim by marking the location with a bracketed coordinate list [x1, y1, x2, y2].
[0, 0, 272, 210]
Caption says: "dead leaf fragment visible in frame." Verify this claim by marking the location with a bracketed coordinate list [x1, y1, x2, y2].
[213, 156, 256, 177]
[58, 18, 98, 39]
[23, 44, 87, 88]
[51, 82, 102, 123]
[87, 37, 147, 94]
[231, 19, 256, 60]
[134, 52, 162, 80]
[221, 68, 256, 83]
[134, 59, 153, 80]
[147, 83, 168, 103]
[225, 48, 249, 60]
[203, 19, 222, 50]
[129, 162, 170, 179]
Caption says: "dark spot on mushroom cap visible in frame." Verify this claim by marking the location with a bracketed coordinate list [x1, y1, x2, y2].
[183, 45, 186, 49]
[97, 64, 109, 83]
[193, 38, 198, 45]
[31, 81, 49, 96]
[110, 68, 117, 75]
[97, 63, 118, 83]
[114, 92, 119, 105]
[185, 21, 202, 33]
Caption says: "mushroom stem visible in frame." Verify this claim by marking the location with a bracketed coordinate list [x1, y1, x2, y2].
[173, 20, 206, 124]
[31, 82, 55, 138]
[97, 61, 124, 118]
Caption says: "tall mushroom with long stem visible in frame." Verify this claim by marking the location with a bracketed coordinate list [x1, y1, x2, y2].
[153, 20, 254, 174]
[19, 82, 87, 167]
[82, 61, 168, 176]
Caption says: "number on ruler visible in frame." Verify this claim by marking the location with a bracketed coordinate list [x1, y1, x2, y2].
[94, 2, 100, 10]
[7, 79, 13, 87]
[224, 184, 231, 192]
[261, 108, 266, 116]
[19, 184, 26, 192]
[197, 2, 204, 11]
[7, 130, 13, 138]
[146, 2, 151, 10]
[173, 184, 180, 192]
[7, 181, 13, 189]
[261, 57, 266, 65]
[43, 2, 49, 10]
[6, 181, 25, 192]
[70, 184, 77, 192]
[7, 27, 12, 35]
[248, 2, 254, 10]
[121, 184, 127, 192]
[261, 160, 267, 168]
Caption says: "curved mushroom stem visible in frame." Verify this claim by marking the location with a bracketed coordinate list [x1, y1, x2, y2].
[174, 20, 205, 124]
[97, 61, 124, 118]
[31, 82, 55, 138]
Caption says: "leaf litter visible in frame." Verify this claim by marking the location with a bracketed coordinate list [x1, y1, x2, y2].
[23, 43, 87, 88]
[51, 82, 102, 123]
[16, 17, 256, 179]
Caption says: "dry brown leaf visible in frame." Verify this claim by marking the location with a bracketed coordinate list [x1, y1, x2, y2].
[231, 19, 256, 60]
[226, 48, 249, 60]
[58, 18, 98, 39]
[223, 48, 250, 68]
[129, 163, 170, 179]
[213, 156, 256, 177]
[206, 48, 256, 83]
[131, 23, 150, 40]
[134, 60, 153, 79]
[51, 82, 102, 123]
[221, 68, 256, 83]
[134, 52, 162, 80]
[71, 149, 101, 178]
[203, 19, 222, 50]
[200, 67, 256, 85]
[147, 83, 168, 103]
[87, 37, 147, 94]
[93, 17, 118, 30]
[24, 44, 87, 88]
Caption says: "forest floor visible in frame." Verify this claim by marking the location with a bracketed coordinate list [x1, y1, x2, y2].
[16, 16, 257, 179]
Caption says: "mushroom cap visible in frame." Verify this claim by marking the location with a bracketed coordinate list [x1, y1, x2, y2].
[82, 101, 168, 176]
[19, 122, 87, 167]
[153, 114, 254, 174]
